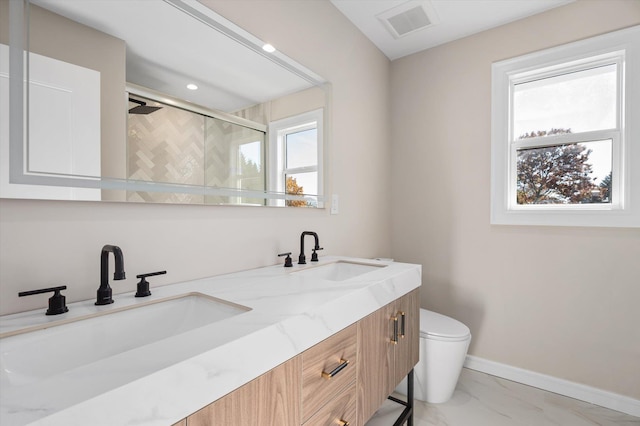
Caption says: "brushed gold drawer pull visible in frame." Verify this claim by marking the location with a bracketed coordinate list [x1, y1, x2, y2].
[399, 311, 406, 338]
[391, 315, 398, 344]
[322, 358, 349, 379]
[337, 420, 350, 426]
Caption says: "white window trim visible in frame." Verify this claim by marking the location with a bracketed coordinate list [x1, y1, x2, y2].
[491, 25, 640, 228]
[268, 108, 324, 207]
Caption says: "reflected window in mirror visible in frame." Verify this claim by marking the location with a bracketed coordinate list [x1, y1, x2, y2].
[269, 109, 324, 208]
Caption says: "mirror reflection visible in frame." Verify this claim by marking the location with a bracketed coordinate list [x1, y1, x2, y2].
[127, 91, 266, 205]
[0, 0, 328, 207]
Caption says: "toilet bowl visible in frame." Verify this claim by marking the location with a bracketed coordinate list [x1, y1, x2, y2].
[395, 309, 471, 403]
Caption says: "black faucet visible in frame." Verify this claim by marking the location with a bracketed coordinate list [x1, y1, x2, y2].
[96, 244, 126, 305]
[299, 231, 323, 264]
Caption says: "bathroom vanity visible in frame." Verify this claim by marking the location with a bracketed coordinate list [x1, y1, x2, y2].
[0, 257, 421, 425]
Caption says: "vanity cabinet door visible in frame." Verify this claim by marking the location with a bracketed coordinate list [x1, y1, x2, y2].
[356, 302, 394, 425]
[390, 289, 420, 389]
[186, 355, 302, 426]
[356, 288, 420, 425]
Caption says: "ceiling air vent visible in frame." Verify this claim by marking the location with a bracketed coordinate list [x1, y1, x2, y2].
[377, 1, 440, 39]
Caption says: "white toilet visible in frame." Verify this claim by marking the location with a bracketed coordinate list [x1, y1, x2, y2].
[396, 309, 471, 403]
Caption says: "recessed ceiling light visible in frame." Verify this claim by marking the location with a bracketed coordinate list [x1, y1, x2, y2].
[262, 43, 276, 53]
[186, 83, 198, 90]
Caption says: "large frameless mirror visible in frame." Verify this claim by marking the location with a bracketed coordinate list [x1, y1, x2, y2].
[0, 0, 329, 207]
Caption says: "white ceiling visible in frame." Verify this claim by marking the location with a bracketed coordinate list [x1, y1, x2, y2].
[330, 0, 575, 60]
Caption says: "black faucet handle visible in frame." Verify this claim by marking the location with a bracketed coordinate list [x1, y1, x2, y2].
[311, 247, 324, 262]
[136, 271, 167, 279]
[135, 271, 166, 297]
[278, 252, 293, 267]
[19, 285, 69, 315]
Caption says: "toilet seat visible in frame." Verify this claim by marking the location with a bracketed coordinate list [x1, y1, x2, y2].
[420, 309, 471, 342]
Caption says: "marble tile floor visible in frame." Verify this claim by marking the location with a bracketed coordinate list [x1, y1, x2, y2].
[366, 368, 640, 426]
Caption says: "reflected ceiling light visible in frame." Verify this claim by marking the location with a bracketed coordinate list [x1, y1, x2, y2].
[262, 43, 276, 53]
[186, 83, 198, 90]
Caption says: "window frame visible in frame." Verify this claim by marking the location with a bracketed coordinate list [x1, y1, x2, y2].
[491, 25, 640, 228]
[268, 109, 324, 207]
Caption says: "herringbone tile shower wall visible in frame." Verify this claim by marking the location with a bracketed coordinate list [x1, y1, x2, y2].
[127, 104, 205, 204]
[127, 98, 265, 205]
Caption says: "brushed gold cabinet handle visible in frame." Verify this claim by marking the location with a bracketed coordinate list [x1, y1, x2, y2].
[391, 315, 398, 344]
[399, 311, 406, 338]
[337, 420, 350, 426]
[322, 358, 349, 379]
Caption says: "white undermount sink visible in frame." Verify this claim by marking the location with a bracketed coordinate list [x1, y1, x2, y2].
[293, 260, 387, 281]
[0, 293, 250, 387]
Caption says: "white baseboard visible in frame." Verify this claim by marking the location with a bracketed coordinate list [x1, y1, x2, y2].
[464, 355, 640, 418]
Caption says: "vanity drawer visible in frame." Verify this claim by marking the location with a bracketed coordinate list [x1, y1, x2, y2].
[302, 323, 357, 422]
[303, 382, 356, 426]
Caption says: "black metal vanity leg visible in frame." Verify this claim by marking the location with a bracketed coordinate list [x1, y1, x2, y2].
[407, 369, 414, 426]
[389, 369, 415, 426]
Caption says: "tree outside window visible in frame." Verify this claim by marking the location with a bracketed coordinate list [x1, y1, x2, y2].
[516, 129, 611, 205]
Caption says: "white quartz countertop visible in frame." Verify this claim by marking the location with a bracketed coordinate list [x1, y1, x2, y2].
[0, 256, 421, 425]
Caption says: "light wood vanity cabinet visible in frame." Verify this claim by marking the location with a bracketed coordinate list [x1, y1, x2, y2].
[182, 289, 419, 426]
[357, 289, 420, 425]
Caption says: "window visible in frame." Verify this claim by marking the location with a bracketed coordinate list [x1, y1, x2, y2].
[269, 109, 323, 207]
[491, 25, 640, 227]
[513, 59, 619, 207]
